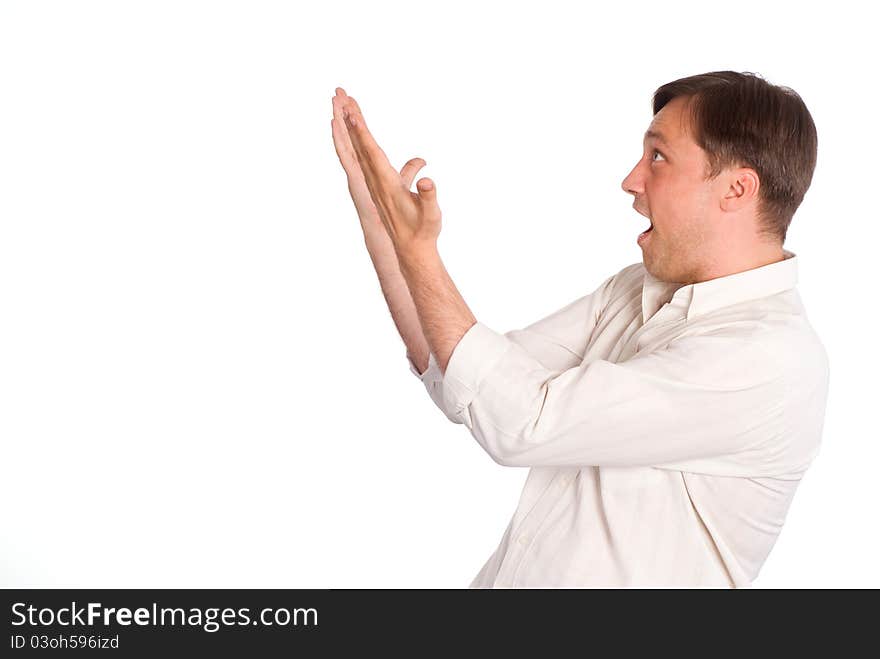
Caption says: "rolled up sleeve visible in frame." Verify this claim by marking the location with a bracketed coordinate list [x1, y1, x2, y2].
[439, 322, 821, 476]
[408, 351, 464, 424]
[408, 273, 617, 425]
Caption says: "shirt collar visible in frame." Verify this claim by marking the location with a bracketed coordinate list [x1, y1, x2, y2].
[641, 249, 799, 323]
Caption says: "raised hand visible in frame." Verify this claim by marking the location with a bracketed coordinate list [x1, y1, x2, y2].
[331, 87, 431, 241]
[336, 88, 442, 252]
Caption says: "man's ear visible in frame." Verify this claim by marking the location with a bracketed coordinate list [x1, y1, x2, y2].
[720, 167, 760, 213]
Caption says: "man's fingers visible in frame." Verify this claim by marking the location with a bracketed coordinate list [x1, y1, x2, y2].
[342, 96, 396, 184]
[331, 93, 357, 164]
[400, 158, 427, 189]
[416, 178, 440, 217]
[331, 103, 352, 162]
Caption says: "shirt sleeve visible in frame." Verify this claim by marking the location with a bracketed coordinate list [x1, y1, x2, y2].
[408, 351, 463, 424]
[407, 272, 618, 424]
[439, 322, 826, 476]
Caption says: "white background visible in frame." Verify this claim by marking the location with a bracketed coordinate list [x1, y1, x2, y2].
[1, 0, 877, 588]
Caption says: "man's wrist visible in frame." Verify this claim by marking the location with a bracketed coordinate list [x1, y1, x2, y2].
[394, 239, 440, 275]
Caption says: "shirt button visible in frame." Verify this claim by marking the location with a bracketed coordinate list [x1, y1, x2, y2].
[517, 534, 530, 546]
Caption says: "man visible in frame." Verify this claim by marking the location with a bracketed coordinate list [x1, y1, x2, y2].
[330, 71, 829, 588]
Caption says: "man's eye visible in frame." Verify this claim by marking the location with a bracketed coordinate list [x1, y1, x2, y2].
[651, 149, 665, 162]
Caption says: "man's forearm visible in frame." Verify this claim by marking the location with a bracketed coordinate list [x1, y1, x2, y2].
[363, 228, 432, 374]
[395, 243, 477, 376]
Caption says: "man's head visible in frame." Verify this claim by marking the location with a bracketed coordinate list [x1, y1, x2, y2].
[621, 71, 818, 284]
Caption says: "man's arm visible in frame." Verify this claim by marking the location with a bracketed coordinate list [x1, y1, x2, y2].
[337, 88, 612, 382]
[430, 322, 827, 477]
[363, 225, 431, 375]
[338, 91, 475, 375]
[395, 245, 476, 376]
[331, 87, 432, 374]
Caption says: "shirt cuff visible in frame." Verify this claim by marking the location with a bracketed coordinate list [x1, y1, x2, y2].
[441, 321, 512, 422]
[408, 351, 441, 382]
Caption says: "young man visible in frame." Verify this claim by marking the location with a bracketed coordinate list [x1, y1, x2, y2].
[330, 71, 829, 588]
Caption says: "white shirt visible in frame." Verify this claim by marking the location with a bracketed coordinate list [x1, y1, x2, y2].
[408, 249, 829, 587]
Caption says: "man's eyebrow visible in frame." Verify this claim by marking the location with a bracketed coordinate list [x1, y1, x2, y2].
[643, 129, 671, 147]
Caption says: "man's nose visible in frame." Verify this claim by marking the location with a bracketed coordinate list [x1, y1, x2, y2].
[621, 161, 644, 196]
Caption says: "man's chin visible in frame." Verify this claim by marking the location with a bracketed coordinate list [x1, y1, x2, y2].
[641, 255, 665, 281]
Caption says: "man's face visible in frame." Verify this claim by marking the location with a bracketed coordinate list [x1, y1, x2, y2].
[621, 96, 729, 284]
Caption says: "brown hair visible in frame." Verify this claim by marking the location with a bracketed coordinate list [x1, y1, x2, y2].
[652, 71, 817, 244]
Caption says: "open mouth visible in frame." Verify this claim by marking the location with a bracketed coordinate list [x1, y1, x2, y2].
[637, 217, 654, 243]
[634, 205, 653, 238]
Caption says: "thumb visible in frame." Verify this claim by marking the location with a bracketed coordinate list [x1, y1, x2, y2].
[416, 177, 437, 205]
